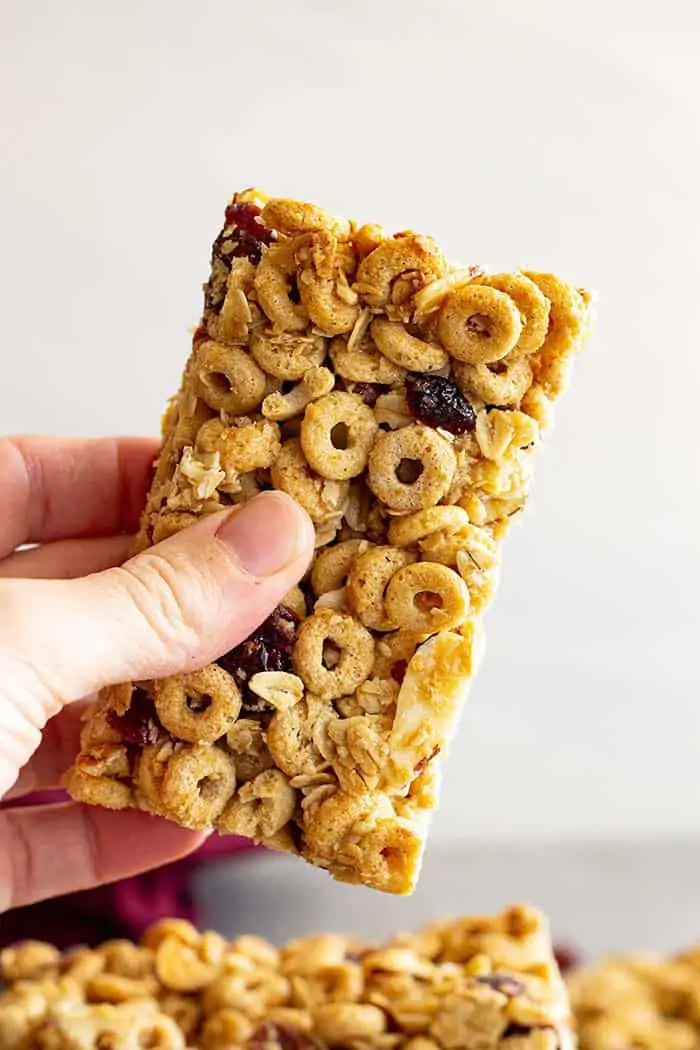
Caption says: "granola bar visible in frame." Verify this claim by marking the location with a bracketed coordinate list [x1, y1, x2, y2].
[65, 190, 593, 894]
[0, 904, 573, 1050]
[568, 942, 700, 1049]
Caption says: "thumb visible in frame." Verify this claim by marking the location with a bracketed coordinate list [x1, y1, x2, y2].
[2, 491, 314, 707]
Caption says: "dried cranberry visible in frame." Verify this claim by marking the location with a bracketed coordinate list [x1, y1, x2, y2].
[218, 605, 299, 713]
[248, 1023, 317, 1050]
[106, 688, 161, 746]
[224, 201, 275, 244]
[553, 944, 581, 974]
[475, 973, 525, 997]
[211, 201, 276, 270]
[405, 373, 476, 435]
[351, 382, 386, 407]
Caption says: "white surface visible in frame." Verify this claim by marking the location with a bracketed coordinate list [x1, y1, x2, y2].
[1, 1, 700, 841]
[195, 842, 700, 960]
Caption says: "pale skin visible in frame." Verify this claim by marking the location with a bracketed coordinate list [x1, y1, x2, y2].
[0, 435, 315, 915]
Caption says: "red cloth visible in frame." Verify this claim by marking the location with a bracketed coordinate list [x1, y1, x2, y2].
[0, 792, 257, 949]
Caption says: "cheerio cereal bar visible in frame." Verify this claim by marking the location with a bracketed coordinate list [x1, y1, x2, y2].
[0, 904, 573, 1050]
[568, 941, 700, 1050]
[65, 191, 593, 894]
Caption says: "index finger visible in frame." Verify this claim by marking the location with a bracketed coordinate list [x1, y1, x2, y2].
[0, 436, 160, 558]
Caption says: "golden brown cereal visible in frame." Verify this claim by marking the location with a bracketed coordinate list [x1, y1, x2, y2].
[330, 334, 407, 385]
[262, 367, 335, 423]
[371, 318, 449, 372]
[217, 768, 297, 840]
[354, 233, 446, 307]
[384, 562, 470, 632]
[474, 272, 551, 356]
[270, 438, 349, 524]
[387, 506, 471, 549]
[293, 609, 375, 699]
[249, 329, 327, 380]
[255, 244, 309, 332]
[367, 425, 456, 512]
[297, 244, 360, 336]
[153, 667, 241, 744]
[191, 340, 266, 414]
[300, 391, 378, 481]
[437, 284, 523, 365]
[311, 538, 369, 595]
[159, 744, 237, 829]
[67, 190, 592, 896]
[346, 545, 417, 631]
[453, 355, 533, 407]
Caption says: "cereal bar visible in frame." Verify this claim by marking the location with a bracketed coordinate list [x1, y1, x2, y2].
[65, 190, 593, 893]
[568, 942, 700, 1049]
[0, 904, 573, 1050]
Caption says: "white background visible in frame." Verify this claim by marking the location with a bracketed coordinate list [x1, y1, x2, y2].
[1, 0, 699, 847]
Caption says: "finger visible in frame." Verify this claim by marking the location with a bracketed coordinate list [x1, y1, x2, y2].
[1, 490, 315, 711]
[3, 703, 90, 801]
[0, 803, 206, 910]
[0, 535, 133, 580]
[0, 436, 159, 557]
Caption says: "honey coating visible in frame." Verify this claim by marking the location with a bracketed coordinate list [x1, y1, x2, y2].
[0, 906, 573, 1050]
[65, 190, 593, 894]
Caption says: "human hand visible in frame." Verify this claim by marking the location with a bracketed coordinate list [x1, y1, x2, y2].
[0, 436, 314, 913]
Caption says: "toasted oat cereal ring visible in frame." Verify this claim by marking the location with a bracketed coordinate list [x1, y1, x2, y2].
[437, 284, 522, 365]
[262, 367, 335, 423]
[330, 335, 406, 385]
[346, 545, 418, 631]
[64, 767, 133, 810]
[161, 744, 236, 829]
[154, 667, 242, 745]
[355, 234, 446, 308]
[475, 272, 551, 356]
[371, 317, 448, 372]
[384, 562, 470, 632]
[217, 768, 298, 840]
[254, 246, 309, 332]
[311, 538, 369, 595]
[299, 268, 359, 336]
[367, 425, 456, 512]
[263, 198, 351, 238]
[270, 438, 349, 524]
[453, 354, 533, 407]
[523, 272, 590, 398]
[249, 328, 327, 380]
[192, 340, 266, 415]
[388, 505, 471, 548]
[300, 391, 379, 481]
[293, 609, 375, 699]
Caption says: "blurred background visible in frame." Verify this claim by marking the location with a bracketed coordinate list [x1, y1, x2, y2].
[1, 0, 699, 960]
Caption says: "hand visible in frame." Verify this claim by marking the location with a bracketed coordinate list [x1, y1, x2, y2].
[0, 436, 314, 913]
